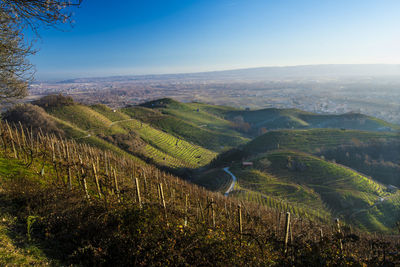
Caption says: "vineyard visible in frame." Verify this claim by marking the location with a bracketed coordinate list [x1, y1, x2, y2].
[122, 104, 248, 151]
[45, 103, 216, 169]
[0, 122, 399, 265]
[212, 147, 399, 233]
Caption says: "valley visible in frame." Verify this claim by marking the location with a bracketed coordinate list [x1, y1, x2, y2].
[5, 94, 399, 234]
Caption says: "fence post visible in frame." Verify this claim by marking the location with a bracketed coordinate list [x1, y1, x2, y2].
[113, 168, 120, 202]
[211, 198, 215, 228]
[135, 177, 142, 208]
[159, 183, 167, 220]
[320, 228, 324, 241]
[335, 218, 343, 252]
[238, 204, 242, 236]
[79, 155, 90, 200]
[92, 163, 102, 199]
[284, 212, 291, 254]
[6, 122, 17, 159]
[66, 143, 72, 190]
[198, 199, 204, 222]
[184, 193, 189, 227]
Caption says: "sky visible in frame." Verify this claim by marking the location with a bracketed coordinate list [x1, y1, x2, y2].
[31, 0, 400, 80]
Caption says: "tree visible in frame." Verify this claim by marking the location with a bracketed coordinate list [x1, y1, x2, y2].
[0, 12, 33, 101]
[0, 0, 82, 102]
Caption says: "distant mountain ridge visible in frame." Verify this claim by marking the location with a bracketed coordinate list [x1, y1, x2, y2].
[57, 64, 400, 83]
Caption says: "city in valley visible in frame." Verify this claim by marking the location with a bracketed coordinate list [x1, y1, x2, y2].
[30, 65, 400, 125]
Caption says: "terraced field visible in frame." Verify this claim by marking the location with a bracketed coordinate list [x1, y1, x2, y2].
[230, 188, 331, 223]
[122, 106, 248, 151]
[46, 104, 216, 169]
[226, 107, 400, 132]
[47, 104, 126, 134]
[244, 129, 399, 154]
[220, 149, 398, 232]
[139, 98, 245, 137]
[114, 119, 216, 168]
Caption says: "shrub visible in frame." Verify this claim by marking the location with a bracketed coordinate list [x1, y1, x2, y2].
[2, 104, 63, 135]
[32, 94, 74, 109]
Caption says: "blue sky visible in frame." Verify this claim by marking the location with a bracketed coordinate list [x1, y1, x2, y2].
[31, 0, 400, 80]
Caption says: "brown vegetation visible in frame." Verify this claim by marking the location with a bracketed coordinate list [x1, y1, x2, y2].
[2, 104, 63, 135]
[32, 94, 75, 109]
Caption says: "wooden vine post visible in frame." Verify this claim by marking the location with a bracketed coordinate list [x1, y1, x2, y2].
[66, 143, 72, 190]
[159, 183, 167, 221]
[184, 193, 189, 227]
[320, 228, 324, 241]
[92, 163, 102, 199]
[135, 177, 142, 208]
[211, 198, 215, 228]
[238, 204, 242, 240]
[284, 212, 291, 254]
[79, 155, 90, 200]
[198, 199, 204, 222]
[6, 122, 17, 159]
[113, 168, 120, 202]
[335, 218, 343, 252]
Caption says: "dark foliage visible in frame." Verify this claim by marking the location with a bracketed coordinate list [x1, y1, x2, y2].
[2, 103, 63, 135]
[99, 131, 145, 155]
[33, 94, 75, 109]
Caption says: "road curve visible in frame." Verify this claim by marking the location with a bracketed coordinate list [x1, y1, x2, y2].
[223, 167, 237, 196]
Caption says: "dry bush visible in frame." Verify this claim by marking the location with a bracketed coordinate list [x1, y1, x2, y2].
[2, 103, 64, 136]
[32, 94, 74, 109]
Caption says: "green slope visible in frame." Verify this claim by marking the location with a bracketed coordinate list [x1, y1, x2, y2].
[223, 150, 397, 232]
[46, 103, 216, 169]
[139, 98, 245, 137]
[122, 105, 248, 151]
[227, 108, 400, 132]
[244, 129, 399, 155]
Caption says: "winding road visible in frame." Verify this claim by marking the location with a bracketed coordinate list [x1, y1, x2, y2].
[223, 167, 237, 196]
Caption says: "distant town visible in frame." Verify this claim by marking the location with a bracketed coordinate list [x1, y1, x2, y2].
[29, 66, 400, 125]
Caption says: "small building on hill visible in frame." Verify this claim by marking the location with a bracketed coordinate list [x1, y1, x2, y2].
[242, 161, 253, 167]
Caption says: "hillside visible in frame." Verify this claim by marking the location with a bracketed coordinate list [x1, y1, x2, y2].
[6, 96, 399, 233]
[38, 101, 216, 169]
[132, 98, 248, 150]
[232, 129, 400, 187]
[0, 121, 399, 265]
[207, 127, 400, 232]
[226, 108, 399, 135]
[212, 149, 398, 232]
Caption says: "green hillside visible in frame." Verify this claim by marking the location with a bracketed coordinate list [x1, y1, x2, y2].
[2, 122, 398, 265]
[6, 96, 399, 234]
[226, 108, 400, 133]
[244, 129, 399, 155]
[44, 103, 216, 169]
[122, 105, 247, 151]
[221, 150, 397, 232]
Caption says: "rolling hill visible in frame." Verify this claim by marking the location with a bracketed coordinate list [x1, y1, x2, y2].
[226, 108, 399, 135]
[212, 149, 397, 232]
[5, 95, 399, 233]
